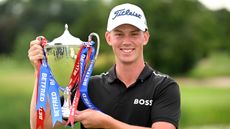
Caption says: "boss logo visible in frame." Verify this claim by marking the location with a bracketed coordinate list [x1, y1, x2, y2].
[133, 99, 153, 106]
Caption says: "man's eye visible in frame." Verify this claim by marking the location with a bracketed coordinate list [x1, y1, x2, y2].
[132, 33, 139, 36]
[132, 33, 138, 36]
[115, 33, 123, 36]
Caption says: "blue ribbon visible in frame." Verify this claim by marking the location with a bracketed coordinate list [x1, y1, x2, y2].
[48, 74, 62, 127]
[36, 59, 49, 111]
[36, 49, 62, 127]
[80, 47, 88, 80]
[80, 44, 99, 110]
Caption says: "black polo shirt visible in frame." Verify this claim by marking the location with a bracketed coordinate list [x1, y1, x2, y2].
[77, 64, 180, 128]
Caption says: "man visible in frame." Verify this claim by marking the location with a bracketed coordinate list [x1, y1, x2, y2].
[28, 3, 180, 129]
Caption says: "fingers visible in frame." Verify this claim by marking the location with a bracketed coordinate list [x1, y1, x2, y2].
[74, 109, 88, 121]
[74, 109, 95, 122]
[74, 109, 107, 129]
[74, 109, 92, 128]
[74, 109, 101, 122]
[30, 39, 39, 47]
[28, 39, 44, 69]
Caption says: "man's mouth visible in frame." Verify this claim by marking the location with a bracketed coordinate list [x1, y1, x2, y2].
[120, 48, 135, 53]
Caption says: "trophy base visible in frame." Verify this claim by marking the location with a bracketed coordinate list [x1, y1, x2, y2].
[62, 107, 70, 119]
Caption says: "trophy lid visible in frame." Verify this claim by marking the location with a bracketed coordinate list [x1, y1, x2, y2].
[48, 24, 83, 46]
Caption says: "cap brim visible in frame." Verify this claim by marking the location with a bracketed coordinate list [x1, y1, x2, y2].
[107, 17, 147, 31]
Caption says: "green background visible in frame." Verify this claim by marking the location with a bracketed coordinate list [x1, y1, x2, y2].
[1, 0, 230, 129]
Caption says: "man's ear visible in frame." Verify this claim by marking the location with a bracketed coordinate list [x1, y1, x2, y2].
[143, 31, 150, 46]
[105, 31, 112, 46]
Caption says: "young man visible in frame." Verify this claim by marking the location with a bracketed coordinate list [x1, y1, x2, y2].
[28, 3, 180, 129]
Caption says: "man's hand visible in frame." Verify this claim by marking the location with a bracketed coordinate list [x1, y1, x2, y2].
[28, 39, 44, 71]
[74, 109, 176, 129]
[74, 109, 111, 129]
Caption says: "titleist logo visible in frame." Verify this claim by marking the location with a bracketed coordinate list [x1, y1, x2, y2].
[112, 9, 142, 20]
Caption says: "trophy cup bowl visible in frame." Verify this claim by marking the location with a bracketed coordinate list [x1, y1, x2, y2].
[44, 24, 100, 118]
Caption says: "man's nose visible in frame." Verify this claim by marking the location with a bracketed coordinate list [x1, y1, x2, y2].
[122, 35, 132, 44]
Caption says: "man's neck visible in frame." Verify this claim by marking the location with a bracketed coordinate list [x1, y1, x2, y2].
[115, 61, 145, 87]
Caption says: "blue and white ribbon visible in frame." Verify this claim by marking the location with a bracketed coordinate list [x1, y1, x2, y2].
[80, 45, 99, 110]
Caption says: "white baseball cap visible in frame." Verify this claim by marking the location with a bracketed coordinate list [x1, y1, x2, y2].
[107, 3, 148, 32]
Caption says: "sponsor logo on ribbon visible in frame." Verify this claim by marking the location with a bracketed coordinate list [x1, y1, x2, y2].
[36, 37, 62, 129]
[48, 76, 62, 127]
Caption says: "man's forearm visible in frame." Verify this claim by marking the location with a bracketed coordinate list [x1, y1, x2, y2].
[30, 71, 54, 129]
[103, 116, 153, 129]
[30, 72, 38, 129]
[103, 115, 176, 129]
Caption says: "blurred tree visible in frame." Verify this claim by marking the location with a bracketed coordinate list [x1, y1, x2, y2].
[0, 0, 20, 54]
[0, 0, 229, 75]
[12, 27, 36, 62]
[214, 9, 230, 53]
[144, 0, 220, 75]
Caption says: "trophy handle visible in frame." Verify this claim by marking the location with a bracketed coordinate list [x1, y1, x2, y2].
[88, 32, 100, 60]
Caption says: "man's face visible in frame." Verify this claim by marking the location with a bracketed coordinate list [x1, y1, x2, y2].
[105, 24, 149, 64]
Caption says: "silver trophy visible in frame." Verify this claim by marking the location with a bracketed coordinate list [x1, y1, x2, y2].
[44, 24, 100, 118]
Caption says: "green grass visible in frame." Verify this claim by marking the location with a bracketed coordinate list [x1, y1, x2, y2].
[189, 52, 230, 78]
[180, 86, 230, 128]
[0, 60, 34, 129]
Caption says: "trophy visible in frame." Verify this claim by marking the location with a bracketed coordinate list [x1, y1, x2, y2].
[38, 24, 100, 126]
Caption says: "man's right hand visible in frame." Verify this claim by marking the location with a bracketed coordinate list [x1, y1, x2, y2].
[28, 39, 44, 71]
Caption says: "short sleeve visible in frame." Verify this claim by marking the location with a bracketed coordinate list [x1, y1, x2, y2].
[151, 78, 181, 128]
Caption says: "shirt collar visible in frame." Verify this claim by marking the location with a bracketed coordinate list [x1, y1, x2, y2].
[107, 65, 118, 83]
[107, 63, 153, 84]
[137, 63, 153, 82]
